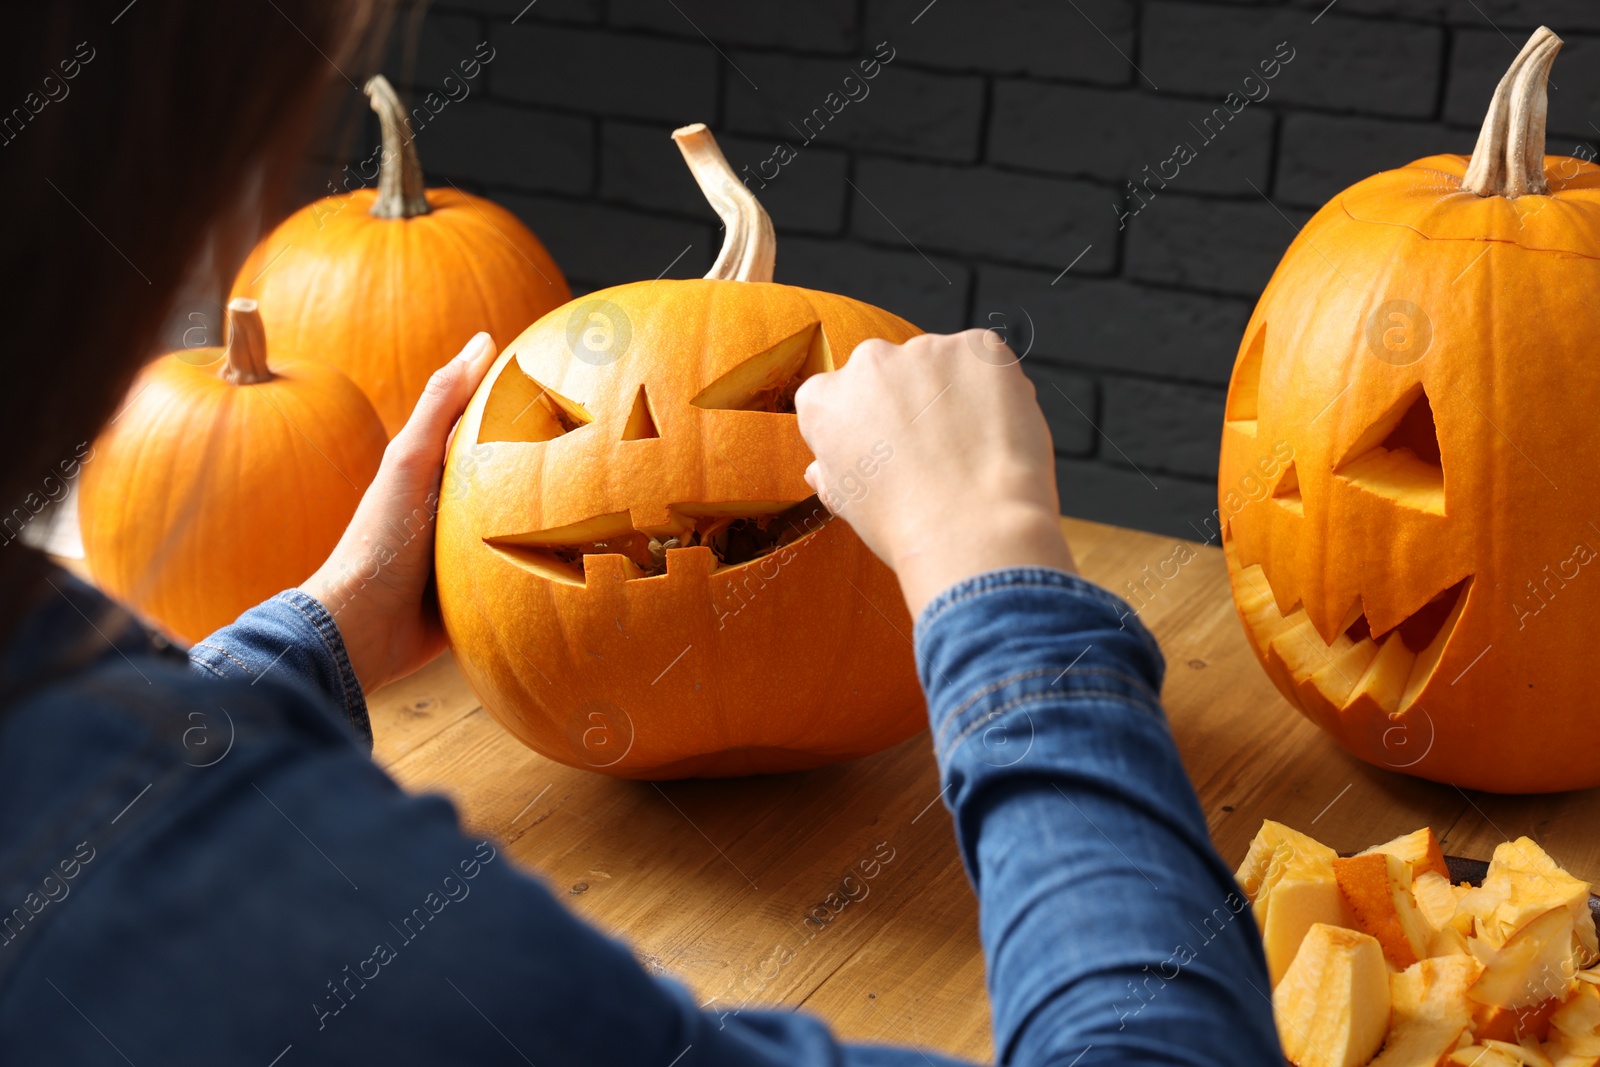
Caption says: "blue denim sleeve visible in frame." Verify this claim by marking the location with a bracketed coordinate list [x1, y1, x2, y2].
[0, 643, 973, 1066]
[915, 568, 1280, 1067]
[187, 589, 371, 747]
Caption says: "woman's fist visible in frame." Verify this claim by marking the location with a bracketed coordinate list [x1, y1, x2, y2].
[795, 329, 1074, 617]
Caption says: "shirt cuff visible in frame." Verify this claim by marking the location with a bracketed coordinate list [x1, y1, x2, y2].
[187, 589, 371, 747]
[912, 567, 1167, 763]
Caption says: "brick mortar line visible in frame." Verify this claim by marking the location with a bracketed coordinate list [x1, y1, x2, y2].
[460, 0, 1585, 41]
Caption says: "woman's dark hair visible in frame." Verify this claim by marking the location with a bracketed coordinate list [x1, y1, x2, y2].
[0, 2, 387, 625]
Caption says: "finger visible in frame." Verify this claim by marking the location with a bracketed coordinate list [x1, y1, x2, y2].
[794, 369, 834, 446]
[803, 459, 822, 494]
[848, 336, 895, 365]
[443, 336, 498, 458]
[793, 367, 831, 416]
[803, 461, 843, 516]
[392, 332, 497, 465]
[961, 327, 1022, 372]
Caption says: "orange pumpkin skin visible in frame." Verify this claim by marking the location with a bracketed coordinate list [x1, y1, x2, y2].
[232, 186, 570, 435]
[1218, 151, 1600, 793]
[80, 333, 386, 644]
[436, 280, 926, 778]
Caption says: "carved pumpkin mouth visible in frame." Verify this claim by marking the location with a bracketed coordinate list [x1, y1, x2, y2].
[1226, 541, 1472, 717]
[485, 497, 830, 586]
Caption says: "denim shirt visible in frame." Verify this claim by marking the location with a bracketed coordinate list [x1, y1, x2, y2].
[0, 563, 1280, 1065]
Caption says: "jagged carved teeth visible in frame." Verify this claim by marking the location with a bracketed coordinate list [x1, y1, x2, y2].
[484, 497, 830, 586]
[1227, 545, 1471, 717]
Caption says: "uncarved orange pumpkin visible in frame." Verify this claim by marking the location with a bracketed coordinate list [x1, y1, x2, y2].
[231, 75, 570, 435]
[1219, 27, 1600, 793]
[436, 124, 924, 779]
[80, 299, 386, 643]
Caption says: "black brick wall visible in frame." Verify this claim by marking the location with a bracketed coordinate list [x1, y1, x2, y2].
[295, 0, 1598, 540]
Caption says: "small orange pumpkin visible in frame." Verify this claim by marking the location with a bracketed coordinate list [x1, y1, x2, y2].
[436, 125, 924, 779]
[231, 75, 570, 435]
[80, 299, 386, 643]
[1219, 28, 1600, 792]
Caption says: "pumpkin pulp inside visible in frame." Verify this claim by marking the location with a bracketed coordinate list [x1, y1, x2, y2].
[489, 499, 833, 585]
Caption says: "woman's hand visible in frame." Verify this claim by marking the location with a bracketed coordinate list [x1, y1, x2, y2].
[794, 329, 1075, 618]
[301, 332, 497, 693]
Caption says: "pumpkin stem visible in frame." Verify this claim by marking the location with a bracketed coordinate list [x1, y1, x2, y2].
[672, 123, 776, 283]
[1461, 26, 1562, 198]
[364, 74, 431, 219]
[222, 298, 273, 385]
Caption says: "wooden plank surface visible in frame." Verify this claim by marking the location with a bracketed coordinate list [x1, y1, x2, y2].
[368, 516, 1600, 1062]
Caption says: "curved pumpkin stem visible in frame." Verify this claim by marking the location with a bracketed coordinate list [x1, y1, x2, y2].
[673, 123, 776, 283]
[365, 74, 431, 219]
[222, 298, 273, 385]
[1461, 26, 1562, 198]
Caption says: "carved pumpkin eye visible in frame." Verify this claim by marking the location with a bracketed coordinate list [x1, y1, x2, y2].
[1334, 385, 1444, 516]
[478, 359, 592, 444]
[691, 322, 832, 413]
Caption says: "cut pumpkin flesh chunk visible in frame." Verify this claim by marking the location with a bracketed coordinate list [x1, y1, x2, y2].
[1370, 955, 1481, 1067]
[1446, 1047, 1525, 1067]
[1237, 821, 1350, 986]
[1470, 907, 1578, 1013]
[1275, 923, 1392, 1067]
[1465, 839, 1599, 963]
[1548, 1051, 1600, 1067]
[1431, 924, 1475, 959]
[1265, 876, 1359, 987]
[1553, 981, 1600, 1056]
[1236, 819, 1339, 905]
[1476, 1039, 1555, 1067]
[1363, 829, 1452, 882]
[1414, 872, 1476, 940]
[1337, 851, 1436, 970]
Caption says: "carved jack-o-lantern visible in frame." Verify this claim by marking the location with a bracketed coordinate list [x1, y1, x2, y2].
[436, 125, 924, 778]
[1220, 28, 1600, 793]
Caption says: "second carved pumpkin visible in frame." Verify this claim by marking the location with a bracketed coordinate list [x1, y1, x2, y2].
[232, 75, 570, 435]
[1219, 28, 1600, 793]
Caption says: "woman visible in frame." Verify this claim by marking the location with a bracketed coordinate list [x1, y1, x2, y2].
[0, 3, 1280, 1063]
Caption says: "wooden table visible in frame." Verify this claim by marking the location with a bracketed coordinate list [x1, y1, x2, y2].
[367, 517, 1600, 1062]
